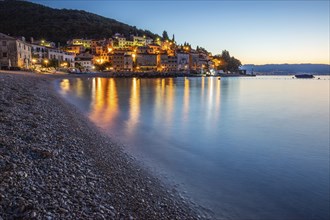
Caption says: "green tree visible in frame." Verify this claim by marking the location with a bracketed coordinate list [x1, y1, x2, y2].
[216, 50, 241, 73]
[162, 30, 169, 40]
[228, 56, 242, 72]
[75, 62, 83, 71]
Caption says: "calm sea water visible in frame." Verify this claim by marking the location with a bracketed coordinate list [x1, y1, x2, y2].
[58, 76, 329, 220]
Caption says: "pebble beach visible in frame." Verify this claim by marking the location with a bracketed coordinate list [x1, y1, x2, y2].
[0, 71, 204, 219]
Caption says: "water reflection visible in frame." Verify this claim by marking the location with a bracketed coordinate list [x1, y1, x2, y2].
[89, 78, 119, 129]
[182, 78, 190, 123]
[126, 78, 140, 136]
[59, 79, 70, 95]
[59, 76, 330, 220]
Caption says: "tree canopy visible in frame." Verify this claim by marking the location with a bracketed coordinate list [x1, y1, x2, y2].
[162, 30, 169, 40]
[0, 0, 158, 43]
[214, 50, 242, 72]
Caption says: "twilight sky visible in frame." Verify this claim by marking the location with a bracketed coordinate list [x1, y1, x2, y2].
[31, 0, 329, 65]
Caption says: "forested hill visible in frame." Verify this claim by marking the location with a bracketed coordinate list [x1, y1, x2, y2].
[241, 64, 330, 75]
[0, 0, 158, 43]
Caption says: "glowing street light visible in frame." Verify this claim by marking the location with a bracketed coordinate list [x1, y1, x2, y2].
[44, 59, 49, 67]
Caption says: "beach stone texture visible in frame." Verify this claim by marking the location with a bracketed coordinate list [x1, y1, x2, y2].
[0, 72, 204, 219]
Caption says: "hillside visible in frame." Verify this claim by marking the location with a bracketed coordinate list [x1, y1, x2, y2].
[0, 0, 158, 43]
[241, 64, 330, 75]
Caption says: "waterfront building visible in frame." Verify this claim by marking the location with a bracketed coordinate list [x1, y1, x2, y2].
[0, 33, 32, 69]
[31, 43, 47, 65]
[75, 52, 93, 71]
[136, 53, 157, 71]
[124, 53, 133, 71]
[189, 51, 199, 71]
[110, 51, 125, 71]
[177, 52, 189, 71]
[166, 55, 177, 71]
[93, 50, 111, 65]
[159, 54, 168, 71]
[47, 48, 75, 67]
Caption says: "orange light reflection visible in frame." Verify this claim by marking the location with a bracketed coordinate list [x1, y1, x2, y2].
[89, 78, 119, 129]
[126, 78, 141, 135]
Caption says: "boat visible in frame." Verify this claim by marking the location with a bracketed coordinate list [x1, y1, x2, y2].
[295, 74, 314, 78]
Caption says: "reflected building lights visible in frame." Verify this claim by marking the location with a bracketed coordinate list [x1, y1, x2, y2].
[165, 78, 175, 126]
[59, 79, 70, 95]
[154, 78, 165, 123]
[201, 76, 205, 103]
[76, 78, 84, 98]
[89, 78, 119, 129]
[126, 78, 141, 135]
[215, 78, 221, 122]
[182, 78, 190, 122]
[208, 77, 214, 106]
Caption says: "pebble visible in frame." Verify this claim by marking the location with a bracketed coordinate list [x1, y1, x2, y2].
[0, 72, 203, 220]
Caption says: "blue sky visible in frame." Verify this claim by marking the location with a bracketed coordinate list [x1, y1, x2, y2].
[32, 0, 329, 65]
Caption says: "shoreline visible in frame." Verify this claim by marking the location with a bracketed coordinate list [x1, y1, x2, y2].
[0, 71, 211, 219]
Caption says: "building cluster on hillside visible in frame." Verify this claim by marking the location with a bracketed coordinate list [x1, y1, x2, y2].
[0, 32, 222, 73]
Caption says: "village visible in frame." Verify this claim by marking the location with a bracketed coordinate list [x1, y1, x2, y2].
[0, 32, 234, 75]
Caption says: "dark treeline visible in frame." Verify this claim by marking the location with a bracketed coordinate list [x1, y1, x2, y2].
[0, 0, 159, 44]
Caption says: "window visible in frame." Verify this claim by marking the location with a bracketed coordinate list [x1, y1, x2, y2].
[2, 41, 6, 46]
[2, 52, 7, 57]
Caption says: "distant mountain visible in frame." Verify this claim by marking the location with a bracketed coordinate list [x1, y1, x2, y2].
[0, 0, 158, 43]
[241, 64, 330, 75]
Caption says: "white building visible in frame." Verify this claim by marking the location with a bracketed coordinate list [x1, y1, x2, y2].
[75, 53, 93, 71]
[177, 52, 189, 71]
[47, 48, 75, 67]
[31, 44, 47, 64]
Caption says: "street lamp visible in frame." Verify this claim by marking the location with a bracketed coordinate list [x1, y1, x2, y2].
[31, 59, 37, 70]
[44, 59, 49, 68]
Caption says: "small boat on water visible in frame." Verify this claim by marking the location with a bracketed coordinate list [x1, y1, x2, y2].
[295, 74, 314, 78]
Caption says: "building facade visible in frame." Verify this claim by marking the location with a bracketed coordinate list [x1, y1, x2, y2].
[0, 33, 32, 69]
[177, 52, 189, 71]
[75, 53, 93, 71]
[47, 48, 75, 67]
